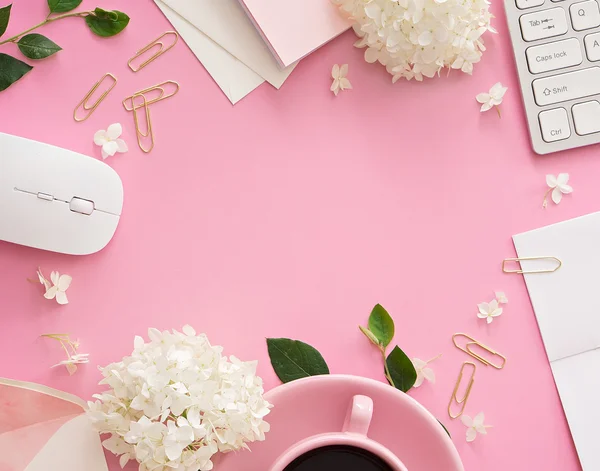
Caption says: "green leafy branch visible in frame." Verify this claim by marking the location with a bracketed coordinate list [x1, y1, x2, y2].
[359, 304, 417, 392]
[0, 0, 130, 92]
[266, 303, 451, 438]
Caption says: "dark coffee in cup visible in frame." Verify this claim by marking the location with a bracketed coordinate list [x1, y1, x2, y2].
[283, 445, 394, 471]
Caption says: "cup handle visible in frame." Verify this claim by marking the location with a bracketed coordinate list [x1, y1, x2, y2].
[342, 395, 373, 436]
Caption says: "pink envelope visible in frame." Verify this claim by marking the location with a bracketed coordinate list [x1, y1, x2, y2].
[0, 378, 108, 471]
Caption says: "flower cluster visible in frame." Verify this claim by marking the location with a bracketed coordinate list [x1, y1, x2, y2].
[87, 326, 271, 471]
[333, 0, 496, 81]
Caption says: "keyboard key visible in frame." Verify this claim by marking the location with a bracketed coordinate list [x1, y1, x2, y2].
[520, 8, 568, 41]
[526, 38, 582, 73]
[517, 0, 544, 9]
[573, 101, 600, 134]
[584, 32, 600, 60]
[570, 1, 600, 30]
[539, 108, 571, 142]
[532, 67, 600, 105]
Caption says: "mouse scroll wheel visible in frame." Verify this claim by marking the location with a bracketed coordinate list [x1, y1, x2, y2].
[69, 197, 94, 215]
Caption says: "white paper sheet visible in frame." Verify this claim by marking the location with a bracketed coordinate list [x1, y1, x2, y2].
[154, 0, 264, 105]
[513, 211, 600, 471]
[158, 0, 297, 89]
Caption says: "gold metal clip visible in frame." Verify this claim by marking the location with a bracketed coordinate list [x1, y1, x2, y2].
[73, 73, 117, 122]
[502, 256, 562, 274]
[132, 94, 154, 153]
[128, 31, 179, 72]
[452, 333, 506, 369]
[122, 80, 180, 111]
[448, 362, 476, 419]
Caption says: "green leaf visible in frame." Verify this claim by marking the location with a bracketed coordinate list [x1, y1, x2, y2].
[0, 53, 33, 92]
[437, 419, 451, 438]
[17, 34, 62, 60]
[85, 9, 129, 37]
[386, 345, 417, 392]
[47, 0, 82, 13]
[368, 304, 395, 347]
[0, 4, 11, 38]
[359, 326, 380, 346]
[266, 338, 330, 383]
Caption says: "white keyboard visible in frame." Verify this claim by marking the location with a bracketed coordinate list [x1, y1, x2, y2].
[505, 0, 600, 154]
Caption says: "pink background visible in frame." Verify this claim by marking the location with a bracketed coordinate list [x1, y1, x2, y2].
[0, 0, 597, 469]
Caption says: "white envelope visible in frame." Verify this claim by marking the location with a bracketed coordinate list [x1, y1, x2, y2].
[154, 0, 264, 104]
[158, 0, 297, 89]
[0, 378, 108, 471]
[513, 211, 600, 471]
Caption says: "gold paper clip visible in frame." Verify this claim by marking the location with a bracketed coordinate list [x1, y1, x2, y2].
[73, 73, 117, 122]
[122, 81, 180, 111]
[448, 362, 476, 419]
[128, 31, 179, 72]
[502, 256, 562, 274]
[132, 94, 154, 153]
[452, 333, 506, 369]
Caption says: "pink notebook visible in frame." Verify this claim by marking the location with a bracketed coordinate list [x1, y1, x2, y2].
[237, 0, 352, 68]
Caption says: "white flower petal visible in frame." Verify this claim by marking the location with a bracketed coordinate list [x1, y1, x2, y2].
[480, 102, 492, 112]
[413, 372, 425, 387]
[486, 316, 493, 324]
[476, 93, 490, 104]
[478, 302, 490, 314]
[331, 64, 340, 79]
[560, 184, 573, 194]
[58, 274, 72, 291]
[557, 173, 569, 185]
[461, 415, 473, 427]
[103, 141, 118, 158]
[55, 290, 68, 305]
[546, 174, 558, 188]
[116, 139, 128, 154]
[422, 367, 435, 383]
[94, 130, 108, 146]
[44, 286, 58, 300]
[466, 427, 477, 442]
[552, 187, 563, 204]
[339, 64, 348, 77]
[473, 412, 485, 425]
[106, 123, 122, 140]
[339, 78, 352, 90]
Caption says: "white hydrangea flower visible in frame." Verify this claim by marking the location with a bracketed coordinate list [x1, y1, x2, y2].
[476, 82, 508, 116]
[88, 326, 271, 471]
[461, 412, 491, 442]
[477, 299, 503, 324]
[543, 173, 573, 208]
[332, 0, 495, 81]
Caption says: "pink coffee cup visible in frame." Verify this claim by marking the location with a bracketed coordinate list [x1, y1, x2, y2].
[269, 395, 409, 471]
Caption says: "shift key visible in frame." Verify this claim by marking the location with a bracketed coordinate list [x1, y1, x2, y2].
[533, 67, 600, 105]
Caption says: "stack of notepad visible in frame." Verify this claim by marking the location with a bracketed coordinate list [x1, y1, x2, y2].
[154, 0, 351, 104]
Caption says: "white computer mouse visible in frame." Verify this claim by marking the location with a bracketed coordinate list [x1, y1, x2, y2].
[0, 132, 123, 255]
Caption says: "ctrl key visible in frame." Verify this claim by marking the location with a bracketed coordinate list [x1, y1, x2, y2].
[539, 108, 571, 142]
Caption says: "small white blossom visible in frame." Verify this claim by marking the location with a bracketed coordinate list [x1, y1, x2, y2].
[331, 64, 352, 96]
[543, 173, 573, 208]
[461, 412, 491, 442]
[94, 123, 128, 160]
[333, 0, 496, 82]
[495, 291, 508, 304]
[476, 82, 507, 116]
[477, 299, 503, 324]
[34, 268, 71, 305]
[88, 326, 271, 471]
[43, 334, 88, 375]
[411, 354, 441, 388]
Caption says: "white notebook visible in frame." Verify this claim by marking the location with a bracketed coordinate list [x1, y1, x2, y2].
[237, 0, 352, 68]
[513, 211, 600, 471]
